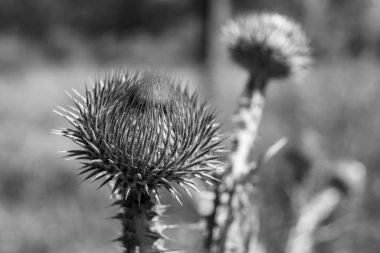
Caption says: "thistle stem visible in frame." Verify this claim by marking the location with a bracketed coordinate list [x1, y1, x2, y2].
[108, 179, 165, 253]
[116, 192, 164, 253]
[285, 187, 342, 253]
[208, 73, 267, 253]
[232, 74, 266, 179]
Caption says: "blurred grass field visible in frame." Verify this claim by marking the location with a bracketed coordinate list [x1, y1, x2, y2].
[1, 35, 380, 252]
[1, 1, 380, 252]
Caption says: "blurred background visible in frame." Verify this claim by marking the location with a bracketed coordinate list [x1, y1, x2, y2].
[1, 0, 380, 252]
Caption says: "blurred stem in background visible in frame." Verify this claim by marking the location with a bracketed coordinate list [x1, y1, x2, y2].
[206, 13, 312, 253]
[285, 157, 367, 253]
[209, 70, 268, 253]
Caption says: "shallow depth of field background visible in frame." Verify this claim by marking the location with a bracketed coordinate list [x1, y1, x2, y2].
[1, 0, 380, 252]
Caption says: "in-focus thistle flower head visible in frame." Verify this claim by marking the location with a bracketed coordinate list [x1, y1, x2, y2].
[222, 12, 312, 80]
[54, 69, 224, 201]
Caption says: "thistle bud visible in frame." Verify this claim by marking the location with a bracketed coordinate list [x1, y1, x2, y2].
[55, 69, 223, 199]
[54, 69, 224, 252]
[222, 13, 312, 80]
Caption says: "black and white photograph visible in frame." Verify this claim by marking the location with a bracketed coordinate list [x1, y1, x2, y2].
[0, 0, 379, 252]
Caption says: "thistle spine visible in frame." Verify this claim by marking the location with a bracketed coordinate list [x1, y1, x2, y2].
[113, 193, 166, 253]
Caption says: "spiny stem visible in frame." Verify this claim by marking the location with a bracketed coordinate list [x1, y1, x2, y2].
[109, 178, 165, 253]
[208, 73, 267, 253]
[232, 74, 266, 179]
[116, 193, 165, 253]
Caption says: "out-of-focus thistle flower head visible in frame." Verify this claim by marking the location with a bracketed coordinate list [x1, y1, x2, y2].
[222, 12, 312, 80]
[53, 69, 224, 202]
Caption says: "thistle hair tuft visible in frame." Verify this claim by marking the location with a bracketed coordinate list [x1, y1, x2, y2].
[54, 69, 224, 202]
[222, 12, 312, 80]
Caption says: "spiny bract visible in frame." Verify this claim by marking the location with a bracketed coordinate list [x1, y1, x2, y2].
[222, 12, 312, 80]
[54, 69, 224, 201]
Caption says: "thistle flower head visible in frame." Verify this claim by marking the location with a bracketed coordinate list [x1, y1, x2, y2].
[54, 69, 224, 201]
[222, 12, 312, 80]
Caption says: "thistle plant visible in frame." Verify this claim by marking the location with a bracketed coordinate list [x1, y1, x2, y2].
[207, 13, 311, 253]
[53, 69, 224, 253]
